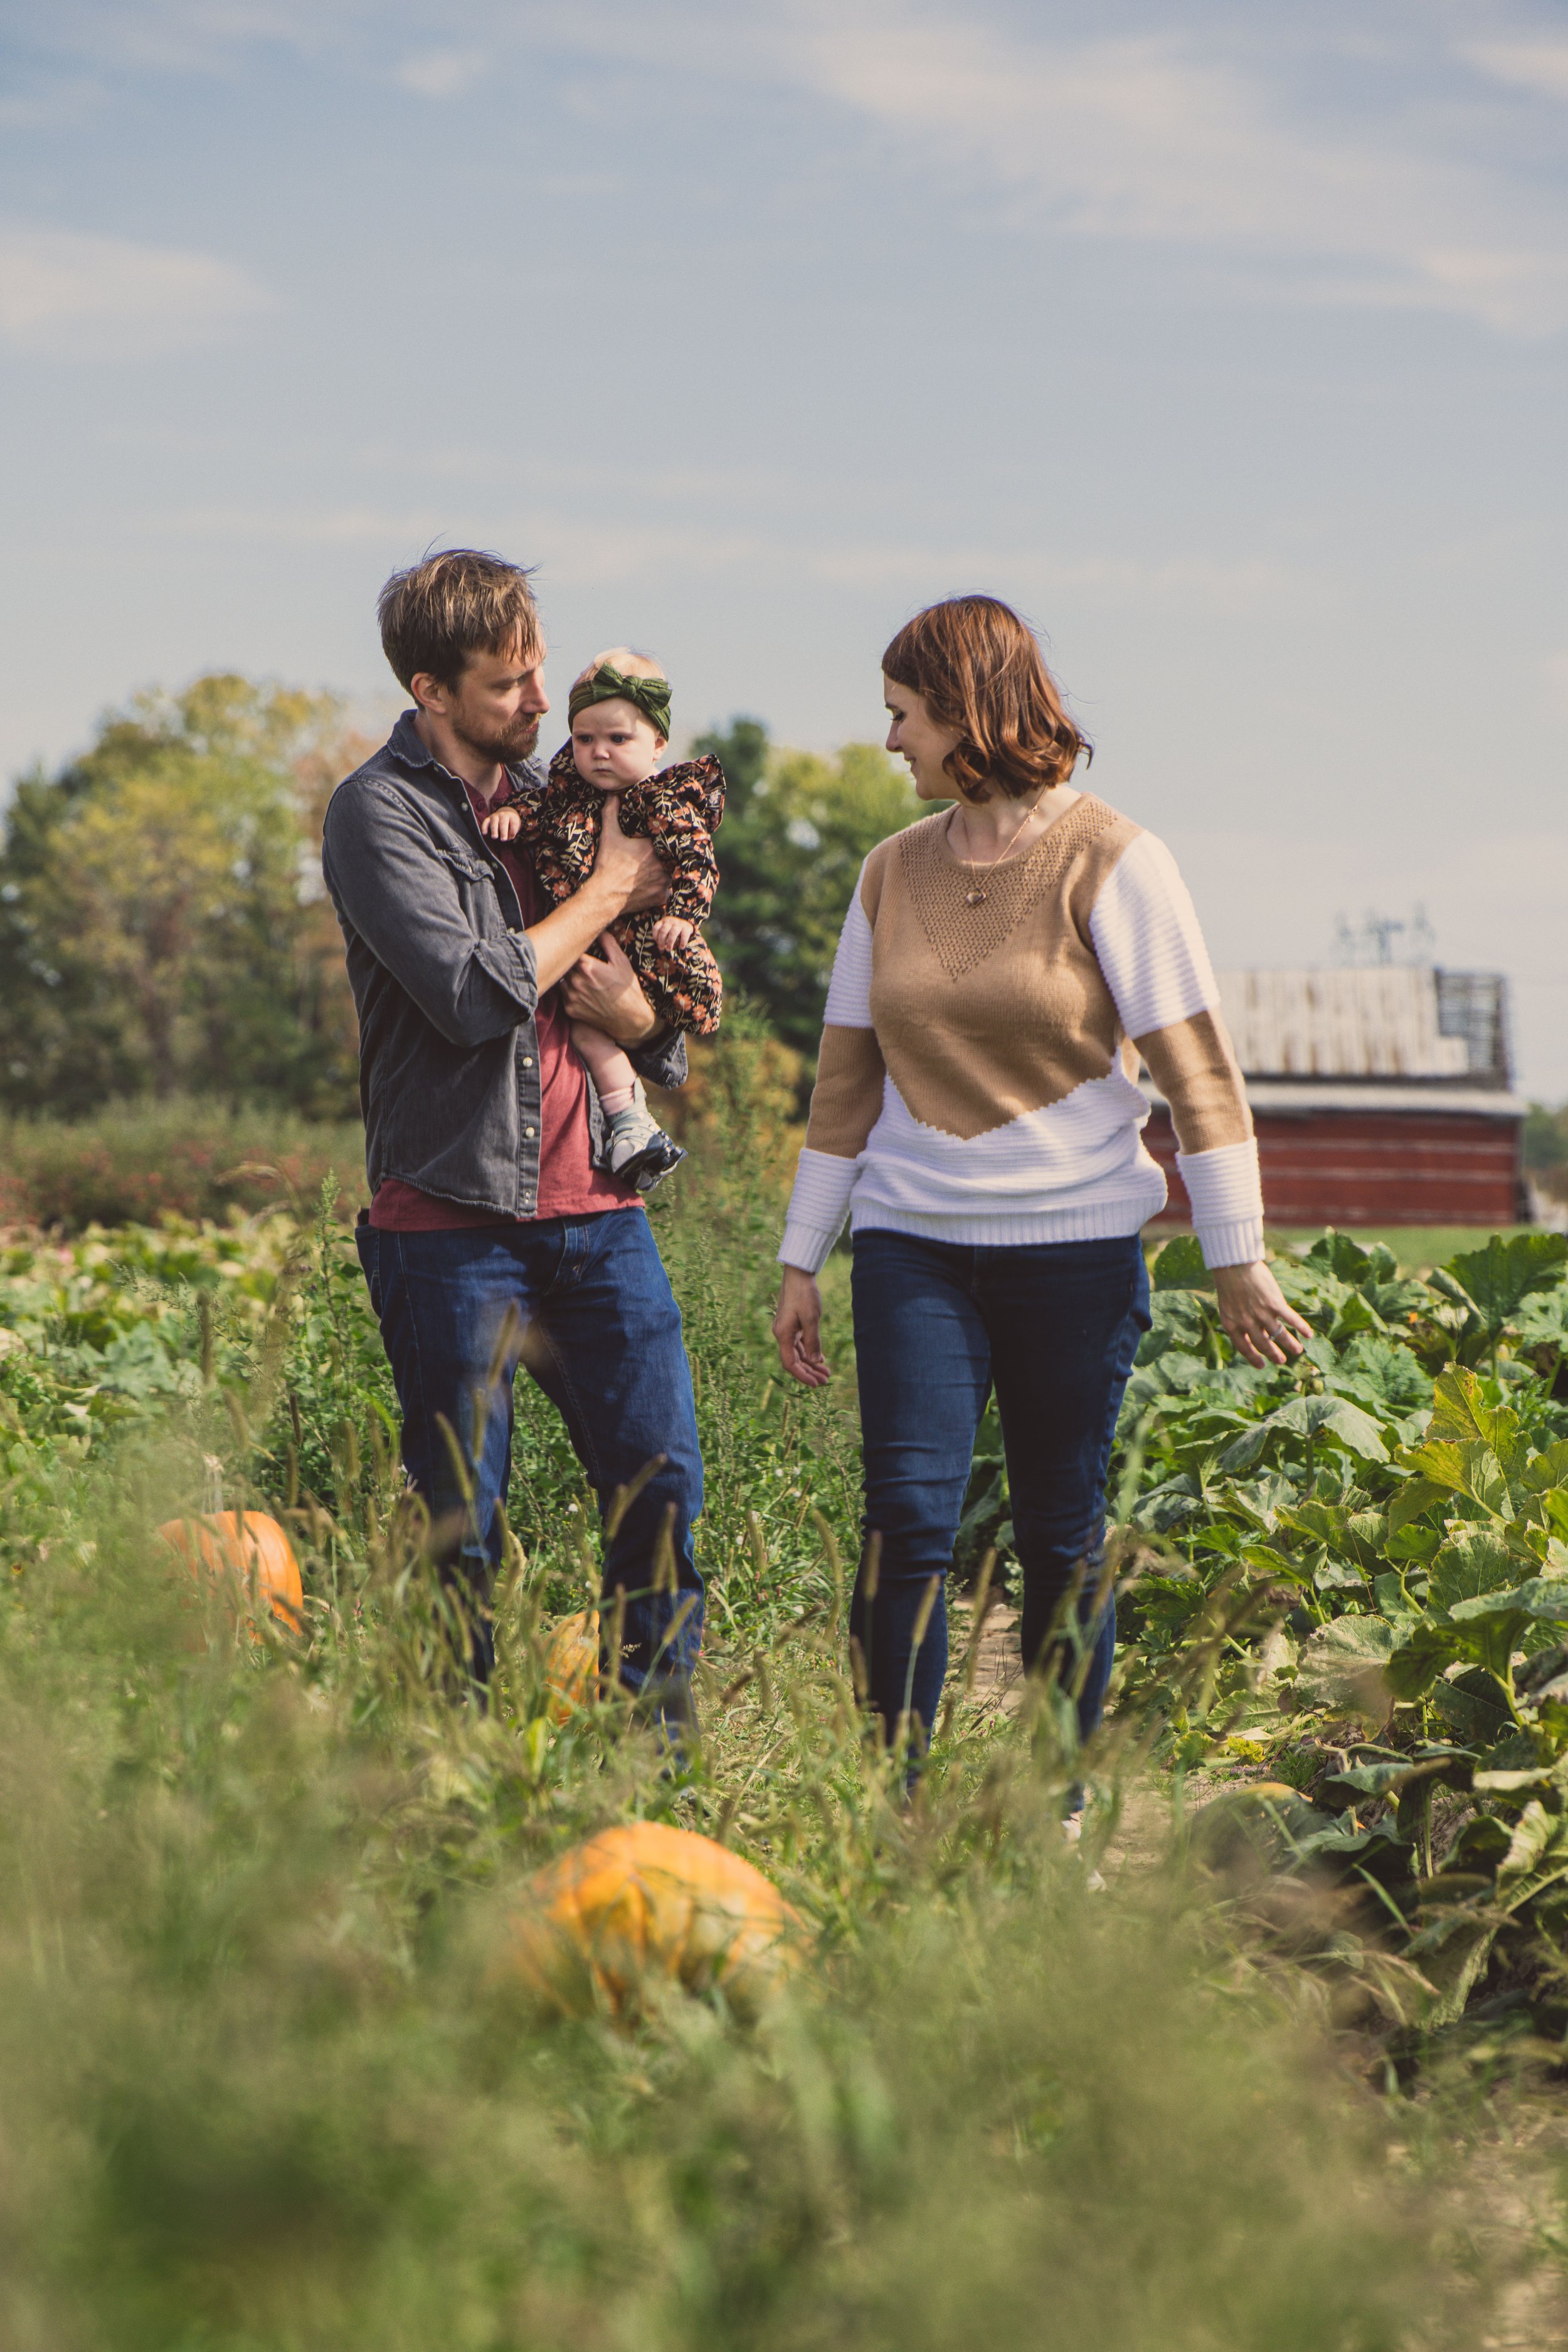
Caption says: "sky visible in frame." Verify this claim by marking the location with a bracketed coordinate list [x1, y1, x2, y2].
[3, 0, 1567, 1088]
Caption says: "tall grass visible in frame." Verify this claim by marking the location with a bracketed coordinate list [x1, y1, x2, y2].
[0, 1076, 1548, 2345]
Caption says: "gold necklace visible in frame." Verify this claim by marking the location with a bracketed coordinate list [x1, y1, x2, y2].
[955, 797, 1048, 907]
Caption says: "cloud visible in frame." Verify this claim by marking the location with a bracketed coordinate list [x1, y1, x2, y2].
[0, 221, 270, 356]
[396, 49, 489, 98]
[780, 12, 1568, 334]
[1463, 40, 1568, 102]
[16, 3, 1568, 334]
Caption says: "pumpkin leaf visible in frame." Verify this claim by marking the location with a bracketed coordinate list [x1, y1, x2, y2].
[1152, 1234, 1212, 1291]
[1295, 1614, 1396, 1717]
[1429, 1528, 1527, 1613]
[1444, 1233, 1568, 1337]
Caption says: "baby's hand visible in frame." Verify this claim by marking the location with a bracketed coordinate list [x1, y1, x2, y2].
[652, 914, 696, 953]
[481, 805, 522, 841]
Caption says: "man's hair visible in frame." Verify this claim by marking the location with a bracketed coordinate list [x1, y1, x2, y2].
[377, 549, 542, 695]
[881, 595, 1091, 802]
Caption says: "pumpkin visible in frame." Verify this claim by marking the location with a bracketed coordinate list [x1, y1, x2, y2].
[543, 1608, 600, 1721]
[158, 1511, 305, 1636]
[503, 1821, 804, 2018]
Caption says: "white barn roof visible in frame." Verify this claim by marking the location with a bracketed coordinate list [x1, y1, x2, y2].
[1214, 967, 1473, 1081]
[1145, 968, 1525, 1120]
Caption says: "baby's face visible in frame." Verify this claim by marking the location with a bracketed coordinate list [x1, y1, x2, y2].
[570, 699, 665, 792]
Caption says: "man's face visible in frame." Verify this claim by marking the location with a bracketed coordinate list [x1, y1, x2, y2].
[418, 637, 549, 763]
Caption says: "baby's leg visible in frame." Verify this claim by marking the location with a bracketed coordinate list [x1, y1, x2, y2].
[570, 1019, 638, 1114]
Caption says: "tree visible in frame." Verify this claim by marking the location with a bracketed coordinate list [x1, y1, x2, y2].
[0, 676, 363, 1119]
[693, 718, 925, 1054]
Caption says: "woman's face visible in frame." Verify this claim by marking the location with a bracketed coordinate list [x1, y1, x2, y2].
[882, 674, 963, 800]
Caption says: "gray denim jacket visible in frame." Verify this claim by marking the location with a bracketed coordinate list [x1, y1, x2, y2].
[321, 712, 687, 1216]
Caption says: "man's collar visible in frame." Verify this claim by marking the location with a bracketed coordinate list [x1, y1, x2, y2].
[388, 708, 544, 795]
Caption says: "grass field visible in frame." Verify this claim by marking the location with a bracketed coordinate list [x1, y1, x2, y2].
[2, 1104, 1567, 2344]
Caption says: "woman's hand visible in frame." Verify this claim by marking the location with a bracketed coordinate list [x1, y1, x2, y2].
[773, 1265, 831, 1387]
[559, 930, 659, 1045]
[1213, 1260, 1315, 1370]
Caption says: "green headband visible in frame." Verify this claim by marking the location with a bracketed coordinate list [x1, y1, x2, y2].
[567, 662, 671, 742]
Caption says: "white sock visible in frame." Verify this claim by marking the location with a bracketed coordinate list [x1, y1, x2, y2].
[600, 1084, 637, 1117]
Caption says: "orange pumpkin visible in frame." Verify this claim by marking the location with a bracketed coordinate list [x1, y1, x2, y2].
[158, 1511, 305, 1636]
[543, 1608, 600, 1721]
[504, 1821, 804, 2018]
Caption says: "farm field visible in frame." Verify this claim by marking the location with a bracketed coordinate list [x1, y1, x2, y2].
[6, 1117, 1568, 2343]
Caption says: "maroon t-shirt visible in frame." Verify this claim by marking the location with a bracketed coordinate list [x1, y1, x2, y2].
[370, 780, 640, 1231]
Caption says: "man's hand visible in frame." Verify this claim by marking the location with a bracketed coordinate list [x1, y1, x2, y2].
[1213, 1260, 1315, 1370]
[773, 1266, 831, 1387]
[591, 794, 670, 918]
[560, 930, 660, 1046]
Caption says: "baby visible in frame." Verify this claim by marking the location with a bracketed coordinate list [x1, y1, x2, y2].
[481, 649, 724, 1190]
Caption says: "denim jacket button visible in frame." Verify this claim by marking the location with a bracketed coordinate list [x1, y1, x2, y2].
[521, 1056, 534, 1068]
[524, 1126, 536, 1138]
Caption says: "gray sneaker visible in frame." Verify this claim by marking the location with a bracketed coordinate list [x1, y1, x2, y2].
[607, 1102, 687, 1192]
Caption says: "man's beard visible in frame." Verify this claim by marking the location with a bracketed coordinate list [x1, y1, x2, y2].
[454, 707, 541, 765]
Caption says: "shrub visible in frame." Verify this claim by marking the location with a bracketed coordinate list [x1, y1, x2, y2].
[0, 1098, 363, 1230]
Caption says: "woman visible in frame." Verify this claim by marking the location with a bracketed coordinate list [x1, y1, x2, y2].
[772, 596, 1308, 1782]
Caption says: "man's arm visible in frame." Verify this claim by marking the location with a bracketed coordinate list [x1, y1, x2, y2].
[323, 779, 539, 1047]
[323, 781, 666, 1047]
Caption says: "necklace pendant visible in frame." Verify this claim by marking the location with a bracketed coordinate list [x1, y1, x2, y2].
[965, 886, 988, 907]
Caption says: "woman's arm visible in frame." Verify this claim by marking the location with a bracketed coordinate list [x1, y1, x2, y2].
[775, 863, 887, 1381]
[1088, 832, 1312, 1365]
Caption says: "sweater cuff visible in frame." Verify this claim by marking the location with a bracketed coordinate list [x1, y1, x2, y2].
[1194, 1214, 1266, 1270]
[778, 1220, 844, 1276]
[779, 1147, 859, 1273]
[1176, 1138, 1264, 1270]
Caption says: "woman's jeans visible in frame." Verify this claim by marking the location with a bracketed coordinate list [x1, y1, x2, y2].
[356, 1210, 703, 1710]
[849, 1229, 1151, 1766]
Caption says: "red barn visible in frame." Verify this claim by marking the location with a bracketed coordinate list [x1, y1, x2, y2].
[1144, 967, 1527, 1230]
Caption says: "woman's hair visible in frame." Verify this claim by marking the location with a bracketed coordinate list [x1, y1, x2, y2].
[573, 646, 666, 688]
[881, 596, 1091, 802]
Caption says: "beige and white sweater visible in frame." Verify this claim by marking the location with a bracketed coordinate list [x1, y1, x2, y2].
[778, 794, 1263, 1275]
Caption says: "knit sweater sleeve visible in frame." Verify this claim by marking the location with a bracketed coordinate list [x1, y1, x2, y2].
[1088, 833, 1264, 1269]
[778, 872, 886, 1274]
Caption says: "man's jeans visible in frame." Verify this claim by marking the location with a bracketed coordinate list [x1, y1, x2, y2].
[356, 1209, 703, 1707]
[849, 1229, 1151, 1763]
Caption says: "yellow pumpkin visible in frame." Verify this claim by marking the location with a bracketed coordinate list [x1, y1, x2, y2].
[158, 1511, 305, 1636]
[543, 1608, 600, 1722]
[504, 1821, 804, 2017]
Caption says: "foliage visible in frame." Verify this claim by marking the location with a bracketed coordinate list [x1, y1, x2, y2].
[0, 674, 363, 1118]
[1113, 1224, 1568, 2045]
[0, 1165, 1508, 2347]
[694, 717, 926, 1054]
[0, 1098, 364, 1229]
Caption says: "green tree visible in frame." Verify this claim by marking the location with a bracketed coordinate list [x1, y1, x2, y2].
[0, 675, 361, 1119]
[694, 718, 926, 1053]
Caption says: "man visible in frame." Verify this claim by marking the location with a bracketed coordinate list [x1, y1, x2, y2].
[321, 548, 703, 1718]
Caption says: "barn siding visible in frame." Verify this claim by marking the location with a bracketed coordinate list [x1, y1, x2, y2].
[1144, 1108, 1524, 1227]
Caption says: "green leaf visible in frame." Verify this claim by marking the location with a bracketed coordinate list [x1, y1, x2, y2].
[1218, 1394, 1389, 1474]
[1449, 1576, 1568, 1626]
[1429, 1528, 1527, 1613]
[1295, 1615, 1396, 1717]
[1303, 1231, 1374, 1285]
[1445, 1232, 1568, 1335]
[1385, 1621, 1465, 1700]
[1152, 1234, 1212, 1291]
[1404, 1915, 1500, 2026]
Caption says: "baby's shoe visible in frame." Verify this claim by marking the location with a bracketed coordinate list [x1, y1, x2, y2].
[607, 1099, 686, 1193]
